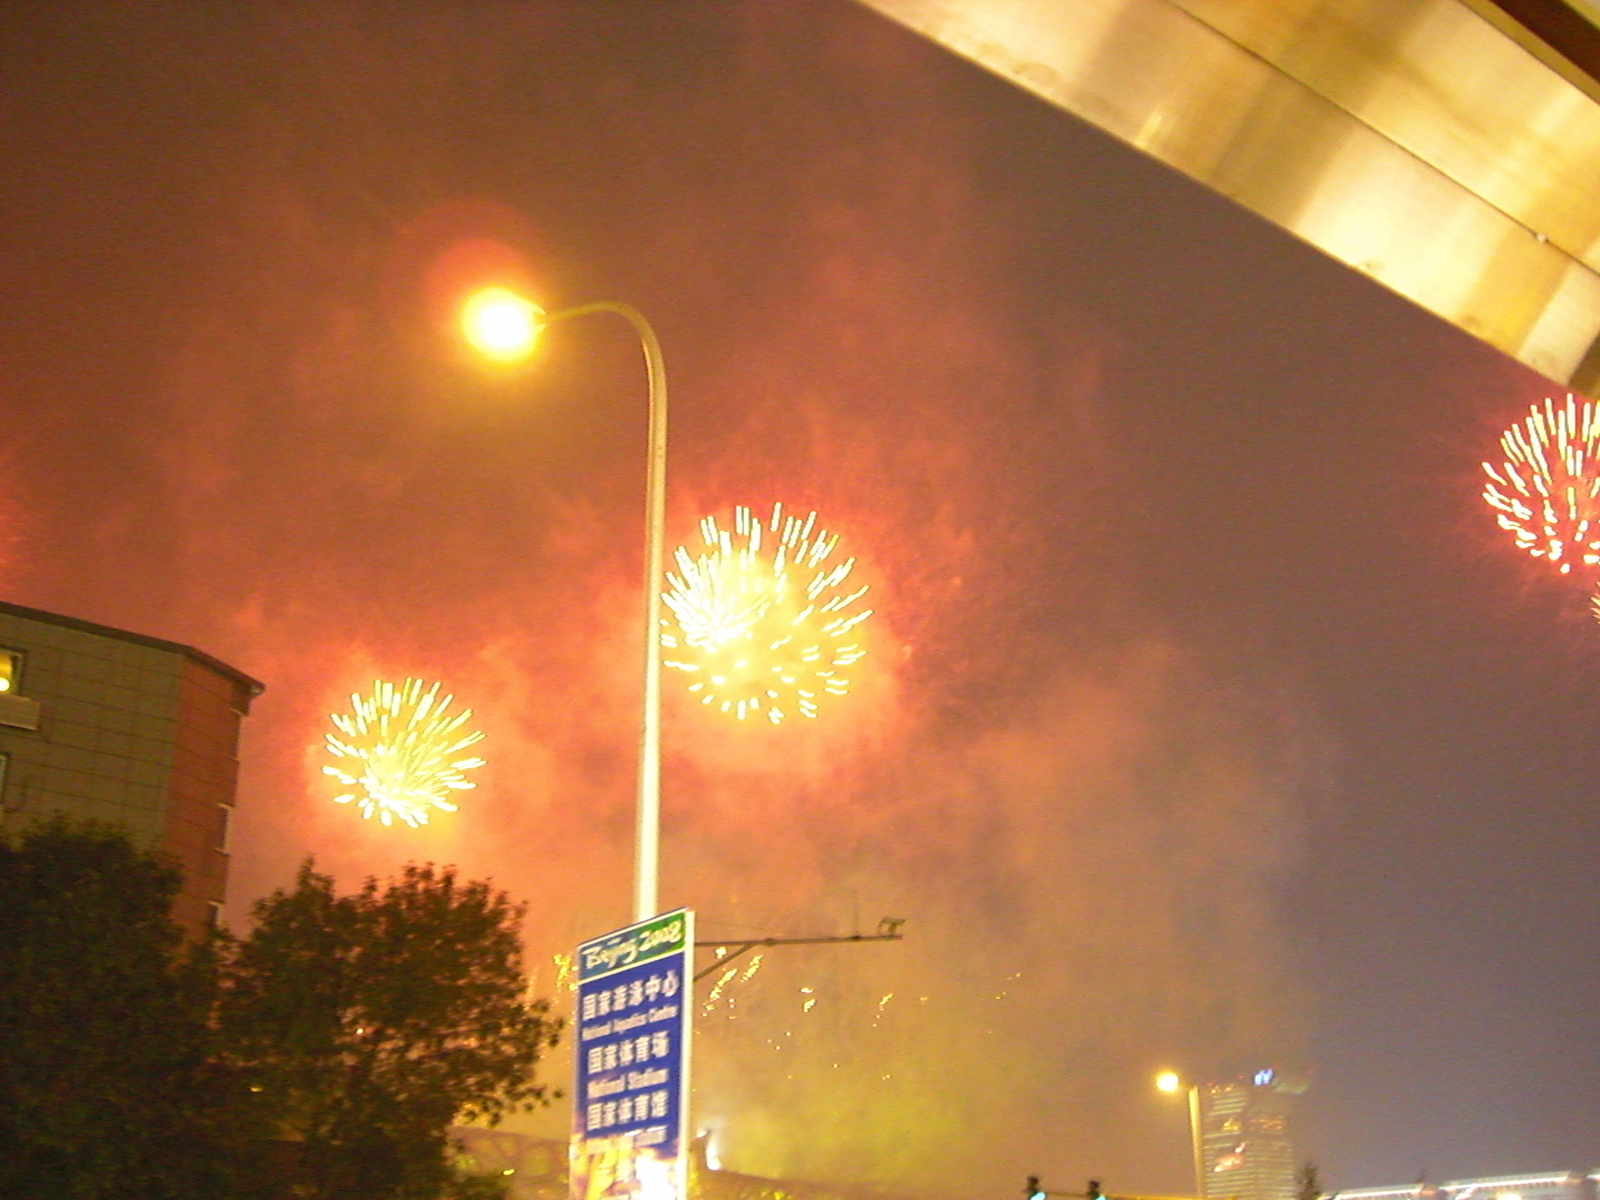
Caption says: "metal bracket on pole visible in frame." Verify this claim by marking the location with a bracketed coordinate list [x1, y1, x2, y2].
[691, 917, 906, 982]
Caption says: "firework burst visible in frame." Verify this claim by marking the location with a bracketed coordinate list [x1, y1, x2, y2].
[1484, 394, 1600, 578]
[324, 678, 486, 827]
[662, 504, 872, 723]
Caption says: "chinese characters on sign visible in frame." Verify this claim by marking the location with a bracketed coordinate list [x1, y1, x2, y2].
[572, 909, 693, 1200]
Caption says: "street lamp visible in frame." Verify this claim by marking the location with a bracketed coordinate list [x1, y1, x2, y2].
[460, 286, 668, 924]
[1156, 1070, 1205, 1199]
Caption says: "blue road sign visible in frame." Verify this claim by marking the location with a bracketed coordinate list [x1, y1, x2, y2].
[571, 909, 693, 1200]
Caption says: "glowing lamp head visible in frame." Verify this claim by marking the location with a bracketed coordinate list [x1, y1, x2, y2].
[460, 286, 544, 362]
[1156, 1070, 1182, 1093]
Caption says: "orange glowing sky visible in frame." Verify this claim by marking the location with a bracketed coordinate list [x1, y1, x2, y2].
[0, 3, 1595, 1196]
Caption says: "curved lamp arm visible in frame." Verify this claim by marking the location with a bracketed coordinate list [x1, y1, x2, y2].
[543, 302, 667, 922]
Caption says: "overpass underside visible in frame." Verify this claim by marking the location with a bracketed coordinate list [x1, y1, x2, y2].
[859, 0, 1600, 394]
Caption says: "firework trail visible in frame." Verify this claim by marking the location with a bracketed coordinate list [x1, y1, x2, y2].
[702, 952, 766, 1016]
[323, 677, 486, 827]
[1484, 395, 1600, 582]
[661, 504, 872, 723]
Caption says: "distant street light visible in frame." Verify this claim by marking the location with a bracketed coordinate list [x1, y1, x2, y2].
[1155, 1070, 1206, 1199]
[459, 285, 668, 923]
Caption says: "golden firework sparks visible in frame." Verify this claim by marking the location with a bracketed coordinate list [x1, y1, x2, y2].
[1484, 394, 1600, 577]
[661, 503, 872, 723]
[700, 952, 765, 1016]
[323, 678, 485, 827]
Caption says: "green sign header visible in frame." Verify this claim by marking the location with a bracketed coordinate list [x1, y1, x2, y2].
[576, 908, 690, 982]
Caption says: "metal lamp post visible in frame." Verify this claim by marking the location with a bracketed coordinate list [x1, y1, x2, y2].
[1156, 1070, 1206, 1199]
[461, 289, 668, 923]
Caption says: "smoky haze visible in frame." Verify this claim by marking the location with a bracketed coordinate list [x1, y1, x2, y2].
[4, 1, 1594, 1196]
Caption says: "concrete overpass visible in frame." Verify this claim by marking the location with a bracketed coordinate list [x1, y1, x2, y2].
[859, 0, 1600, 393]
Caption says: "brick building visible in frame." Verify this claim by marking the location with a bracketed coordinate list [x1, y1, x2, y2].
[0, 600, 262, 933]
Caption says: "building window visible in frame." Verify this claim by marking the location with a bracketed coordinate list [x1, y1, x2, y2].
[0, 649, 21, 694]
[206, 901, 224, 930]
[216, 803, 233, 852]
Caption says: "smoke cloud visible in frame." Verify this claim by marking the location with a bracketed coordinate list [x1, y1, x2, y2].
[0, 4, 1327, 1196]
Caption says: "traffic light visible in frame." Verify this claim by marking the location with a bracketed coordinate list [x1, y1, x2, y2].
[1087, 1181, 1103, 1200]
[1027, 1177, 1045, 1200]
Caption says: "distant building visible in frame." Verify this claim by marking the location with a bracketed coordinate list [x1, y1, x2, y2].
[1199, 1070, 1307, 1200]
[1328, 1171, 1600, 1200]
[0, 600, 262, 934]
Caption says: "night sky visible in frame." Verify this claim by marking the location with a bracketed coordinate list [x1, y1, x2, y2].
[0, 3, 1595, 1196]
